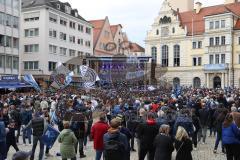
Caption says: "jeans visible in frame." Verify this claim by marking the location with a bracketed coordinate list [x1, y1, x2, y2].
[23, 128, 32, 144]
[0, 141, 6, 160]
[198, 126, 208, 143]
[16, 127, 21, 143]
[75, 138, 84, 155]
[192, 131, 198, 148]
[96, 150, 103, 160]
[30, 136, 44, 160]
[130, 135, 135, 150]
[214, 132, 223, 151]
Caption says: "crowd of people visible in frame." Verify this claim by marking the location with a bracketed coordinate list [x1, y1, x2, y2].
[0, 86, 240, 160]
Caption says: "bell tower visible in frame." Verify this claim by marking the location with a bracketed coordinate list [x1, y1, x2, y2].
[167, 0, 194, 12]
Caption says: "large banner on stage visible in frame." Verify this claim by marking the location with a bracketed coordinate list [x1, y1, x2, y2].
[42, 125, 60, 148]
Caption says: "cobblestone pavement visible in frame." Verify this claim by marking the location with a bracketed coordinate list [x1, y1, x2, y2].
[7, 133, 226, 160]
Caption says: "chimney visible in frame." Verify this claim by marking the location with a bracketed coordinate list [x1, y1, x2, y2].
[195, 2, 202, 14]
[224, 0, 237, 4]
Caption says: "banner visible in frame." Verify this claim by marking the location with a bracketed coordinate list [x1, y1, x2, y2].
[42, 125, 60, 148]
[23, 74, 41, 91]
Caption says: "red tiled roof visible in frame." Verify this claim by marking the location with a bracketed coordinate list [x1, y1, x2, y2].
[89, 19, 106, 48]
[89, 19, 105, 28]
[178, 2, 240, 35]
[234, 19, 240, 30]
[130, 43, 145, 52]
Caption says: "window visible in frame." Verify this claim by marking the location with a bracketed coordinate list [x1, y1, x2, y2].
[210, 55, 214, 64]
[5, 14, 12, 27]
[24, 61, 39, 70]
[221, 36, 226, 45]
[60, 47, 67, 56]
[0, 34, 4, 46]
[78, 24, 83, 32]
[60, 18, 67, 26]
[221, 54, 225, 64]
[78, 51, 84, 57]
[210, 37, 214, 46]
[193, 58, 197, 66]
[209, 21, 214, 29]
[13, 57, 19, 69]
[215, 37, 220, 46]
[198, 57, 202, 66]
[198, 41, 202, 48]
[6, 0, 11, 6]
[172, 27, 175, 34]
[221, 20, 225, 28]
[215, 54, 219, 64]
[86, 27, 91, 34]
[162, 45, 169, 67]
[25, 28, 39, 37]
[24, 44, 39, 53]
[49, 13, 57, 23]
[48, 61, 56, 71]
[77, 39, 83, 45]
[5, 36, 12, 47]
[12, 17, 19, 28]
[60, 32, 67, 41]
[174, 45, 180, 67]
[69, 49, 75, 57]
[151, 47, 157, 63]
[156, 29, 159, 35]
[192, 42, 197, 49]
[49, 45, 57, 54]
[69, 36, 75, 43]
[13, 0, 19, 9]
[215, 21, 219, 29]
[0, 13, 4, 25]
[24, 17, 39, 22]
[0, 55, 5, 68]
[49, 29, 57, 38]
[69, 21, 76, 29]
[238, 37, 240, 45]
[85, 41, 91, 47]
[13, 38, 18, 48]
[6, 56, 12, 68]
[57, 4, 60, 10]
[65, 6, 71, 14]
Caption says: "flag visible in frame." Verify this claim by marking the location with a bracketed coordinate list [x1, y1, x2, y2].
[148, 86, 156, 91]
[65, 71, 74, 86]
[79, 65, 100, 89]
[23, 74, 41, 91]
[42, 125, 60, 148]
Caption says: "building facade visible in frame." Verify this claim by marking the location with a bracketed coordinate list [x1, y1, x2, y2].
[21, 0, 93, 80]
[146, 0, 240, 88]
[0, 0, 20, 76]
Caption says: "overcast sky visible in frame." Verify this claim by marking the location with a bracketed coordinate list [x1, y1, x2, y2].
[65, 0, 224, 46]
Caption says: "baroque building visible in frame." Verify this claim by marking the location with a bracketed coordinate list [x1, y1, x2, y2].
[145, 0, 240, 88]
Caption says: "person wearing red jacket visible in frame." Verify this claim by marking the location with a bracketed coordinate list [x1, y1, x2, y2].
[91, 113, 109, 160]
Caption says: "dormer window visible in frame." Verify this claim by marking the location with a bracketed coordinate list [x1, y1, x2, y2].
[75, 11, 78, 17]
[65, 6, 71, 14]
[57, 4, 60, 10]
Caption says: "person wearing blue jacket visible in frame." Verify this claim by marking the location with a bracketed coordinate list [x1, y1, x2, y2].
[222, 114, 240, 160]
[21, 105, 33, 145]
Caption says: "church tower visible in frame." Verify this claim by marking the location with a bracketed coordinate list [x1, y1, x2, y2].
[167, 0, 194, 12]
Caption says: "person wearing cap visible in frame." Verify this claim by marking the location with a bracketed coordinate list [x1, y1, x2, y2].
[6, 119, 19, 157]
[12, 151, 31, 160]
[58, 120, 77, 160]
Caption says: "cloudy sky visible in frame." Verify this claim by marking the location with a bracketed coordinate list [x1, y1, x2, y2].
[65, 0, 224, 46]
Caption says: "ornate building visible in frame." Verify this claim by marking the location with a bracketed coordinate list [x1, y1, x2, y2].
[145, 0, 240, 88]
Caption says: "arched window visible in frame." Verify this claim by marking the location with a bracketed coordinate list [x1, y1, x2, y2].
[173, 77, 180, 88]
[162, 45, 168, 67]
[151, 47, 157, 63]
[156, 29, 159, 35]
[193, 77, 201, 88]
[174, 45, 180, 67]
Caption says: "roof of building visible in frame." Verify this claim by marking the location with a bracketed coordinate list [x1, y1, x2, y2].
[89, 19, 106, 48]
[22, 0, 89, 23]
[178, 2, 240, 35]
[234, 19, 240, 30]
[130, 43, 145, 53]
[110, 24, 122, 37]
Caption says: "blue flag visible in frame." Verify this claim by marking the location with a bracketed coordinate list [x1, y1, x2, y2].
[42, 125, 60, 148]
[23, 74, 41, 91]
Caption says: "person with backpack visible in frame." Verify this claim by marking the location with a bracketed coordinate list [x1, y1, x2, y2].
[103, 118, 128, 160]
[91, 113, 109, 160]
